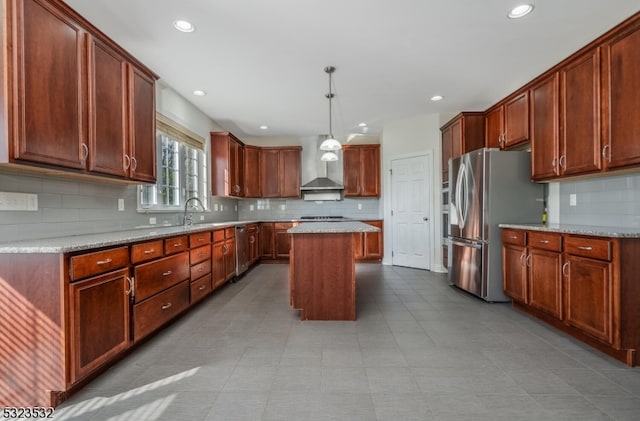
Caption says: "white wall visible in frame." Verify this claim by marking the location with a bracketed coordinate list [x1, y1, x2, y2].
[380, 113, 445, 271]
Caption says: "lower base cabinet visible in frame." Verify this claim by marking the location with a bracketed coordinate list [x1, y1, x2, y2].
[354, 220, 383, 262]
[133, 280, 190, 342]
[502, 227, 640, 366]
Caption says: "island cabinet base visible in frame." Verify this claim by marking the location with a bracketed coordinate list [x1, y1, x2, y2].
[289, 233, 356, 321]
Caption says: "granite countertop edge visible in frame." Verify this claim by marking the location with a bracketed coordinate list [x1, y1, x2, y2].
[498, 223, 640, 238]
[288, 221, 380, 234]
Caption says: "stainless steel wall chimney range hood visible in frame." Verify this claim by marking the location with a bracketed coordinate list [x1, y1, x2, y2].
[299, 136, 344, 201]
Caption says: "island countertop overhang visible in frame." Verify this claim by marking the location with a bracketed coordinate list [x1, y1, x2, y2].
[288, 221, 380, 234]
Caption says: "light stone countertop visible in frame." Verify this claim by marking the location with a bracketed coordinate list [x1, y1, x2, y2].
[0, 220, 261, 253]
[498, 223, 640, 238]
[288, 221, 380, 234]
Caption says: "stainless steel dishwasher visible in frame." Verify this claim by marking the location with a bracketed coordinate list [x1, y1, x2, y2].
[235, 225, 249, 276]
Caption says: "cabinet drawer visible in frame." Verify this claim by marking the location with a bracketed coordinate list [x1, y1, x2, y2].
[190, 274, 212, 304]
[528, 231, 562, 252]
[131, 240, 164, 264]
[247, 224, 258, 233]
[164, 236, 188, 255]
[190, 244, 211, 264]
[213, 229, 225, 243]
[564, 236, 612, 261]
[134, 252, 190, 302]
[133, 280, 189, 342]
[501, 229, 525, 246]
[275, 222, 295, 230]
[70, 246, 129, 281]
[225, 227, 235, 239]
[190, 259, 212, 280]
[189, 231, 211, 247]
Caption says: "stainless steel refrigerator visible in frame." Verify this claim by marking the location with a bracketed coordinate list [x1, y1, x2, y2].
[448, 148, 543, 302]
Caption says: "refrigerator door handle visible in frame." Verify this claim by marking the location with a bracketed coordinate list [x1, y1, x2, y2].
[455, 162, 467, 229]
[449, 239, 482, 249]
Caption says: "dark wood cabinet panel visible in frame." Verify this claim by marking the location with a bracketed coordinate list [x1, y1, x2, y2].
[441, 113, 484, 174]
[601, 20, 640, 170]
[528, 248, 562, 319]
[450, 119, 462, 159]
[13, 0, 86, 169]
[279, 148, 301, 197]
[504, 92, 529, 148]
[211, 132, 244, 197]
[441, 126, 452, 182]
[502, 243, 527, 303]
[564, 255, 612, 344]
[355, 220, 383, 262]
[485, 106, 503, 149]
[343, 144, 380, 197]
[275, 229, 292, 258]
[212, 228, 236, 287]
[128, 65, 156, 182]
[530, 73, 561, 180]
[260, 222, 275, 259]
[133, 252, 190, 302]
[133, 280, 189, 342]
[69, 268, 131, 383]
[244, 145, 261, 197]
[260, 148, 280, 198]
[560, 48, 602, 176]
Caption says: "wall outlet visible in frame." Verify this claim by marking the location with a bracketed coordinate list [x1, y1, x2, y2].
[235, 204, 238, 211]
[249, 204, 255, 211]
[357, 203, 362, 210]
[199, 215, 205, 221]
[149, 217, 157, 225]
[0, 192, 38, 211]
[280, 204, 286, 211]
[220, 204, 224, 211]
[214, 203, 219, 211]
[569, 194, 577, 206]
[118, 198, 125, 211]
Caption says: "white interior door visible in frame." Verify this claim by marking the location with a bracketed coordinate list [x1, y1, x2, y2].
[391, 155, 431, 269]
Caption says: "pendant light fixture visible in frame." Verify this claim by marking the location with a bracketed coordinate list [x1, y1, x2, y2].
[320, 66, 341, 160]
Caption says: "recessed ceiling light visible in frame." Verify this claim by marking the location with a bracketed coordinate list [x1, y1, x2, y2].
[430, 95, 444, 101]
[358, 122, 367, 127]
[173, 19, 195, 32]
[508, 4, 534, 19]
[193, 90, 206, 96]
[259, 125, 269, 130]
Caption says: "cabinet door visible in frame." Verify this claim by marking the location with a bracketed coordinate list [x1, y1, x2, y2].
[14, 0, 86, 169]
[231, 139, 244, 197]
[503, 92, 529, 148]
[244, 146, 261, 198]
[359, 146, 380, 197]
[363, 220, 383, 259]
[279, 149, 301, 197]
[212, 240, 226, 288]
[450, 119, 463, 159]
[275, 230, 292, 258]
[560, 48, 602, 176]
[441, 126, 452, 182]
[128, 65, 156, 182]
[502, 244, 527, 302]
[260, 148, 280, 198]
[530, 73, 560, 180]
[528, 248, 562, 319]
[69, 268, 131, 383]
[342, 147, 361, 196]
[353, 233, 364, 260]
[260, 223, 275, 259]
[564, 255, 612, 344]
[88, 36, 128, 178]
[485, 106, 503, 149]
[602, 22, 640, 170]
[224, 238, 236, 280]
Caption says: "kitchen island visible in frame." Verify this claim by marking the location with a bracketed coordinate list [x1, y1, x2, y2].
[288, 221, 380, 321]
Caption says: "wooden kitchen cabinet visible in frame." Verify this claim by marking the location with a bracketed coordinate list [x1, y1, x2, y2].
[260, 222, 297, 261]
[1, 0, 158, 182]
[530, 73, 561, 180]
[441, 126, 452, 182]
[440, 113, 484, 171]
[211, 131, 245, 197]
[601, 18, 640, 171]
[484, 92, 529, 150]
[260, 147, 302, 198]
[354, 220, 384, 262]
[502, 229, 528, 303]
[343, 144, 380, 197]
[244, 145, 261, 197]
[189, 231, 212, 304]
[502, 227, 640, 366]
[275, 222, 294, 258]
[69, 268, 131, 384]
[260, 222, 276, 259]
[212, 228, 236, 288]
[247, 223, 260, 265]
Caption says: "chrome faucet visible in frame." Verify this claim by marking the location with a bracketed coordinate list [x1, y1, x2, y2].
[183, 197, 205, 226]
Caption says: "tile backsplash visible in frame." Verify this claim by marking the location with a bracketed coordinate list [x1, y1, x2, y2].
[0, 170, 238, 242]
[238, 197, 381, 221]
[559, 172, 640, 227]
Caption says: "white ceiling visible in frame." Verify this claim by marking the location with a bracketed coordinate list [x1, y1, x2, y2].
[66, 0, 638, 140]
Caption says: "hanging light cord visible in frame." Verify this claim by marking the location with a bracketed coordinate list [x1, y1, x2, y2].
[325, 66, 335, 139]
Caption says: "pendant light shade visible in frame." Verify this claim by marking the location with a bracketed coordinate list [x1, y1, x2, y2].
[320, 151, 339, 162]
[321, 66, 342, 152]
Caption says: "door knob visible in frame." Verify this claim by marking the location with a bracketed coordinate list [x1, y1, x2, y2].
[423, 217, 429, 221]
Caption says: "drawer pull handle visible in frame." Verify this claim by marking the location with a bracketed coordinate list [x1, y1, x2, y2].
[199, 285, 206, 291]
[144, 249, 155, 254]
[198, 238, 205, 242]
[199, 252, 205, 257]
[510, 236, 517, 240]
[163, 270, 173, 276]
[161, 303, 172, 311]
[173, 243, 182, 247]
[538, 240, 549, 244]
[577, 246, 593, 251]
[96, 258, 113, 265]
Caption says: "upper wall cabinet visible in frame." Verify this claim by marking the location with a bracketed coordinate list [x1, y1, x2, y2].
[260, 147, 302, 198]
[211, 131, 245, 197]
[343, 144, 381, 197]
[601, 18, 640, 171]
[485, 92, 529, 150]
[0, 0, 158, 182]
[440, 113, 484, 181]
[243, 145, 261, 198]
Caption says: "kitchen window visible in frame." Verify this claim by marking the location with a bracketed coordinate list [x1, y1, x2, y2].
[138, 113, 209, 212]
